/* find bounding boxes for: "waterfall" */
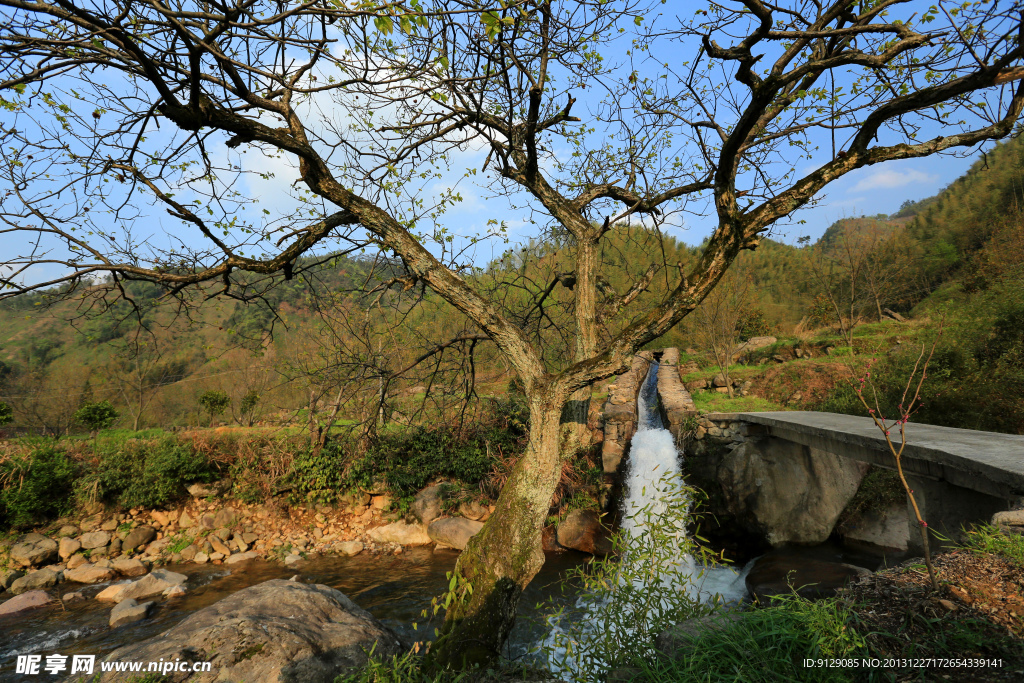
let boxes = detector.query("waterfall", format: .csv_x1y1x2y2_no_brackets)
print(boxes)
621,361,749,602
536,361,747,679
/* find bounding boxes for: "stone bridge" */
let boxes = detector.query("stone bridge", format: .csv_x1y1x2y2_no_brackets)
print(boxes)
599,347,1024,556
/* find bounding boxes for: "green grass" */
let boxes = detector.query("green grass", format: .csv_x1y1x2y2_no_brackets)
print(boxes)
690,392,785,413
962,523,1024,566
617,597,863,683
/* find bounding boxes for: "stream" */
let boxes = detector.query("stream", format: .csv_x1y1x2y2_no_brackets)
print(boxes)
0,549,589,681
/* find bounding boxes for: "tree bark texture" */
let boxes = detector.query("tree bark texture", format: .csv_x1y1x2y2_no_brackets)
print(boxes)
429,392,564,668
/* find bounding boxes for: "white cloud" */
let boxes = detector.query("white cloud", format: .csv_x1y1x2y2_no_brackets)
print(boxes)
850,168,937,192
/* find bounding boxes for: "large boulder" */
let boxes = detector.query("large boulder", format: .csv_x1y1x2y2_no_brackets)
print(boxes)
9,568,60,595
121,525,156,553
556,509,613,556
717,439,868,545
367,521,432,546
10,533,58,568
65,564,117,585
840,504,910,553
410,484,446,526
92,580,402,682
0,590,51,617
427,518,484,550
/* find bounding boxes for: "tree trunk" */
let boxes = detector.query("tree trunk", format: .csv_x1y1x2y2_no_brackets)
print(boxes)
559,234,598,458
428,392,564,668
559,385,591,458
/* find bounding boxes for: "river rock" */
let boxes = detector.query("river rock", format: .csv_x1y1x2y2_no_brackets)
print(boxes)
165,585,186,598
59,537,82,560
225,552,259,566
1,569,25,591
368,521,432,546
180,545,198,561
121,525,156,553
97,580,402,682
151,510,171,527
458,501,488,521
65,564,117,585
410,484,446,525
80,531,111,550
427,518,484,550
209,537,233,556
111,558,148,578
178,510,195,529
214,508,240,528
63,592,85,604
10,568,59,595
66,554,89,570
556,509,613,556
188,479,231,499
717,440,868,545
194,552,209,564
57,525,80,538
745,553,871,602
97,569,187,603
654,612,747,656
109,598,153,628
335,541,364,557
10,533,58,568
0,590,50,617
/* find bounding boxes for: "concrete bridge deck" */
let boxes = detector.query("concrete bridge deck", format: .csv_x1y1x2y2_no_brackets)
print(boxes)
707,411,1024,500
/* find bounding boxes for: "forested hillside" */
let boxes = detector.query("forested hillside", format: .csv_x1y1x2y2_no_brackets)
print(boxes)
2,136,1023,435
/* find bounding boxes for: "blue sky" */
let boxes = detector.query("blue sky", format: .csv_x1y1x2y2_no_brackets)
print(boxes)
0,0,1013,286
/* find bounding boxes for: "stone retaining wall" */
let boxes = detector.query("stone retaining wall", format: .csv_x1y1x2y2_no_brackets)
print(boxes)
600,352,652,475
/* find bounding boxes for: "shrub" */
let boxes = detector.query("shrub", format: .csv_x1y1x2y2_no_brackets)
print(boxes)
198,390,231,426
75,400,120,434
89,437,217,509
0,401,12,426
0,445,77,528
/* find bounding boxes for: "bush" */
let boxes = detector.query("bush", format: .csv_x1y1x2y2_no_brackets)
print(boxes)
75,400,120,433
89,437,218,509
0,445,77,528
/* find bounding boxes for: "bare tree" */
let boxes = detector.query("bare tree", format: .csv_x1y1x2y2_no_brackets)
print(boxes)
807,228,870,348
108,334,181,431
0,0,1022,665
693,269,752,398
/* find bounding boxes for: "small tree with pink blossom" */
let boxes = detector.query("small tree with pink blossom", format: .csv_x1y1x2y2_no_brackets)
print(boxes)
856,330,943,591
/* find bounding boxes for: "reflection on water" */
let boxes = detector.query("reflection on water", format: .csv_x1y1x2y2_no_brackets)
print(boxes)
0,548,588,680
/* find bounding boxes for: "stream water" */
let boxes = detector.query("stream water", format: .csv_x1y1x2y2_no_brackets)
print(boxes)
0,549,587,681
